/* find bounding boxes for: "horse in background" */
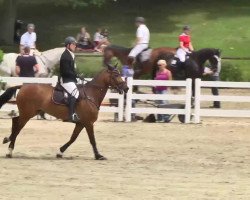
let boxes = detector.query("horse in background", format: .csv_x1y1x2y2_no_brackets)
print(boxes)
0,47,65,77
103,45,177,78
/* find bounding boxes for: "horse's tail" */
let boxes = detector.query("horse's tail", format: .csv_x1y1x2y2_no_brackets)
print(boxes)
0,85,22,108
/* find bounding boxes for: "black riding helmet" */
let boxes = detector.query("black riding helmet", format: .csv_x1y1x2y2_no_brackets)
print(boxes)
183,25,191,31
64,36,77,46
135,16,145,23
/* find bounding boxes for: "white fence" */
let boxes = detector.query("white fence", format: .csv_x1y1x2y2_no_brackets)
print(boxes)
194,78,250,123
125,77,192,123
1,76,250,123
0,76,125,121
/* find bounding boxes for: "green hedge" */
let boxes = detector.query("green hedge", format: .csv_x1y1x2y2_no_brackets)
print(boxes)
220,62,244,82
0,49,3,63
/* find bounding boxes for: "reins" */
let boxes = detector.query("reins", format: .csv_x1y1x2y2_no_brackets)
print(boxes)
77,69,122,110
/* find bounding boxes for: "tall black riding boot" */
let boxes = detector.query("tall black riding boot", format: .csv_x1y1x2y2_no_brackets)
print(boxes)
68,96,80,123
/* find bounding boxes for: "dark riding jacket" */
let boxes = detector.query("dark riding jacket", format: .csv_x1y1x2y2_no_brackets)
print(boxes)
59,49,77,83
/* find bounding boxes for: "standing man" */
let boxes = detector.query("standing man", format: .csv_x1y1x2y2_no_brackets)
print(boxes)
128,17,150,67
203,63,221,109
15,46,39,77
20,23,37,55
60,36,80,123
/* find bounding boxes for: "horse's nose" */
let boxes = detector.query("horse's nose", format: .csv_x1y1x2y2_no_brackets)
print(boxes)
124,86,129,93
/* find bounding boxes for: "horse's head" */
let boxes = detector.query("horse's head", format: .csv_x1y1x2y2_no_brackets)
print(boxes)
208,49,222,72
104,63,129,94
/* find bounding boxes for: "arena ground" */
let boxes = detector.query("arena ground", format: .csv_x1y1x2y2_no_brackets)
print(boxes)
0,88,250,199
0,112,250,199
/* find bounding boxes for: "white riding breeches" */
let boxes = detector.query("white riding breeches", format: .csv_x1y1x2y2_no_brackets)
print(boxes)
128,44,148,58
176,48,189,62
61,82,79,99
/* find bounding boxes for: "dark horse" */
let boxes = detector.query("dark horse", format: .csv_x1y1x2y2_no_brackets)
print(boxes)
103,45,176,78
0,65,128,159
170,48,221,97
104,45,221,96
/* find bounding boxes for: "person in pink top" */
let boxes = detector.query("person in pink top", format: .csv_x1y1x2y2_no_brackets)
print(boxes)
154,59,172,122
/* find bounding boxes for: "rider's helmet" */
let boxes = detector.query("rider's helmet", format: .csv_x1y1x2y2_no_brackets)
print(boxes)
64,36,77,46
27,23,35,29
135,17,145,24
183,25,191,31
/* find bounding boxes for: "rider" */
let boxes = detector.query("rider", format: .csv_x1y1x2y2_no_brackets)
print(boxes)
128,17,150,67
20,23,37,55
59,36,80,123
172,25,194,68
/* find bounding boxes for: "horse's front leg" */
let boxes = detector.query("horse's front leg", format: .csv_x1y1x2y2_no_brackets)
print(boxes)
56,123,84,158
85,123,106,160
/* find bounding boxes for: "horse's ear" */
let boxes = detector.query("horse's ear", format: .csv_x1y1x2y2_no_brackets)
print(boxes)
217,49,222,55
106,63,114,71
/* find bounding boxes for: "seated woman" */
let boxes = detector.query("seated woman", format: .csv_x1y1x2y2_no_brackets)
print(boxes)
94,28,110,52
76,27,94,50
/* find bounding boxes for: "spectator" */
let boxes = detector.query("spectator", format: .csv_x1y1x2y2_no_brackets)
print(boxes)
203,65,221,108
94,28,110,52
154,59,172,122
15,46,44,119
20,23,37,55
76,27,93,50
16,46,39,77
93,28,102,47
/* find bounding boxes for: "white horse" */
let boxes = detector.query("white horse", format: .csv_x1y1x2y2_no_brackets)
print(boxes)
0,47,65,77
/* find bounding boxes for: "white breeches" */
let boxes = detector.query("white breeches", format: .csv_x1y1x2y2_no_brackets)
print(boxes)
176,48,189,62
128,44,148,58
61,82,79,98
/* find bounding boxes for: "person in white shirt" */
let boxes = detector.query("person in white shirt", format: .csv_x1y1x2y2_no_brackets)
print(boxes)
20,23,37,55
128,17,150,65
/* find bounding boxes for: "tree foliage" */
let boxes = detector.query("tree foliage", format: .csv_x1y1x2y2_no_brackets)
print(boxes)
52,0,112,8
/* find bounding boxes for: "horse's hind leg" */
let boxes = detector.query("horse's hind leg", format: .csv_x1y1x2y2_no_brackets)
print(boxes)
56,123,84,158
3,116,30,158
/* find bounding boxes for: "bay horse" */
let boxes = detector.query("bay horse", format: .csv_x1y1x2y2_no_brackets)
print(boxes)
103,45,176,78
0,65,128,159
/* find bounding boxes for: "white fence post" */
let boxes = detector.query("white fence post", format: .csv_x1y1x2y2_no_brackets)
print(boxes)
194,78,201,123
51,76,58,87
185,78,192,123
125,77,133,122
117,93,124,122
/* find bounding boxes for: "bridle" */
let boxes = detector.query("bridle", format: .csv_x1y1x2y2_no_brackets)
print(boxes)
77,68,125,110
107,69,125,93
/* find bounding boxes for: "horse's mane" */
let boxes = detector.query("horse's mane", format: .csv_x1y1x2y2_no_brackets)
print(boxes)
106,45,131,53
193,48,220,57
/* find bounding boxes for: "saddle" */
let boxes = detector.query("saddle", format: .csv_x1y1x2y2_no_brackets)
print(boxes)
52,83,70,106
137,48,152,63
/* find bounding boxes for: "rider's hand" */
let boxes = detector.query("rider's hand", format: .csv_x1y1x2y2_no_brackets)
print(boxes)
77,73,85,80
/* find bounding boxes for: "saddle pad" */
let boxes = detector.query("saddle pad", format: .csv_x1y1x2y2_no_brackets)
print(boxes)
51,83,69,106
140,49,152,62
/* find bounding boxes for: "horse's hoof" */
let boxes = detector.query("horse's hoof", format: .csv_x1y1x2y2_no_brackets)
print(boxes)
6,154,12,158
56,154,63,158
2,137,9,144
96,155,107,160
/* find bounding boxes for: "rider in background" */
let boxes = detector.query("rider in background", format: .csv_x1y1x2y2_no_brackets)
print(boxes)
175,25,194,66
128,17,150,67
19,23,37,55
60,36,80,123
